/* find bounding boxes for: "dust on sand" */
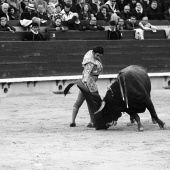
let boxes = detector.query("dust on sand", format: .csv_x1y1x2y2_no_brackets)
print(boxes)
0,89,170,170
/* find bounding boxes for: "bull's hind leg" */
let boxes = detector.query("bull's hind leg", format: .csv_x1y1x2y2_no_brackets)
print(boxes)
126,116,136,126
130,116,136,124
146,98,165,129
129,113,144,131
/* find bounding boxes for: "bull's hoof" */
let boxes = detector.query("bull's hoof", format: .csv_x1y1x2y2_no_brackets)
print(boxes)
127,122,135,126
113,121,117,126
152,118,157,124
130,118,136,124
87,123,94,128
159,122,166,130
106,121,117,128
106,122,112,128
137,125,144,132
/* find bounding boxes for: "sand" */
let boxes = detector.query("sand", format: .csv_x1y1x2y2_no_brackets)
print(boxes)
0,89,170,170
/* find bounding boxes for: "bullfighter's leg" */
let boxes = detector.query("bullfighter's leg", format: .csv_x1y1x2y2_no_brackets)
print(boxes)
70,90,93,127
70,90,85,127
129,113,144,131
145,97,165,129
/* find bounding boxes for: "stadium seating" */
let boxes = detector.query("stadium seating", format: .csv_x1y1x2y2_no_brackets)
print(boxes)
1,20,167,41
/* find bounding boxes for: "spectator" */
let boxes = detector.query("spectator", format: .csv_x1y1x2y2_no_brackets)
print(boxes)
61,0,76,12
75,0,85,13
34,0,48,12
139,16,157,31
37,4,50,24
7,0,20,11
164,3,170,20
19,0,29,13
116,17,125,30
46,5,56,20
47,17,66,30
107,20,122,39
117,0,127,12
67,12,86,30
125,15,139,30
141,0,150,10
23,22,45,40
0,3,10,20
0,0,8,9
0,16,16,32
105,0,120,23
96,4,111,22
89,0,103,17
8,6,20,20
126,15,144,39
131,2,145,20
86,16,105,30
48,0,59,8
60,3,74,21
105,0,120,14
119,5,131,20
53,4,63,21
146,0,164,20
79,3,93,21
20,3,38,28
129,0,137,12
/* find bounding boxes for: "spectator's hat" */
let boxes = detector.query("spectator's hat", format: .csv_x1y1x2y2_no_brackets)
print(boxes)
93,46,104,54
0,17,7,21
27,3,35,10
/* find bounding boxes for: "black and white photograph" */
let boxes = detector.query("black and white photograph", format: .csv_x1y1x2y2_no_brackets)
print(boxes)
0,0,170,169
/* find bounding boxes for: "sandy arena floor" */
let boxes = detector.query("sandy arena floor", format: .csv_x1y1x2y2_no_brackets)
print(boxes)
0,89,170,170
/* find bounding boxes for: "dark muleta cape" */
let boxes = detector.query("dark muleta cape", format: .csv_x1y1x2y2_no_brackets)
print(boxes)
64,79,109,130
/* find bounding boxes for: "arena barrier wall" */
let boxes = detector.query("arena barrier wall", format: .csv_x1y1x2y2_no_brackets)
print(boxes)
47,30,167,40
0,40,170,96
1,40,170,78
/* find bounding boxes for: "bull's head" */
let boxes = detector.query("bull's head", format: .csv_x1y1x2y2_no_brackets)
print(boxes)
94,80,124,125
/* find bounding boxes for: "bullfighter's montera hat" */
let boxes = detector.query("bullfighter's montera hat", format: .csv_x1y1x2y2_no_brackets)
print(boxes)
93,46,104,54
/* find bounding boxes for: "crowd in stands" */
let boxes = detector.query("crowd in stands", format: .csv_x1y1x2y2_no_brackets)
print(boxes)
0,0,170,40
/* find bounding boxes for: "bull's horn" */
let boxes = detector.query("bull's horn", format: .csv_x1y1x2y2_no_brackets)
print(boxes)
94,101,106,114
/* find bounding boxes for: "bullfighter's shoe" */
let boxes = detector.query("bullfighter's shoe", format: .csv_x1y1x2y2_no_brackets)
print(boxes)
70,123,76,127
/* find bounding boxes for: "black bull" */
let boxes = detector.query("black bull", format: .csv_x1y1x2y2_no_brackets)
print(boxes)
64,65,165,131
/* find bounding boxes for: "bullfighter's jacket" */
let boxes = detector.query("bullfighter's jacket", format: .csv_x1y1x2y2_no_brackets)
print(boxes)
82,50,103,92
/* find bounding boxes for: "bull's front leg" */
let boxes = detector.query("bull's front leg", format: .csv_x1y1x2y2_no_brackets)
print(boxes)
146,97,165,129
133,113,144,131
129,113,144,131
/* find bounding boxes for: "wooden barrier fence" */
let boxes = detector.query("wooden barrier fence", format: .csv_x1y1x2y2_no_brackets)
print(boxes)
0,40,170,79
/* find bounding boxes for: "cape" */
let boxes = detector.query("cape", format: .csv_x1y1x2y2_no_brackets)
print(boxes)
64,79,109,130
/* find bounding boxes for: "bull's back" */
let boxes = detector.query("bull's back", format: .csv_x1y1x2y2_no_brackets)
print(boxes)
119,65,151,95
